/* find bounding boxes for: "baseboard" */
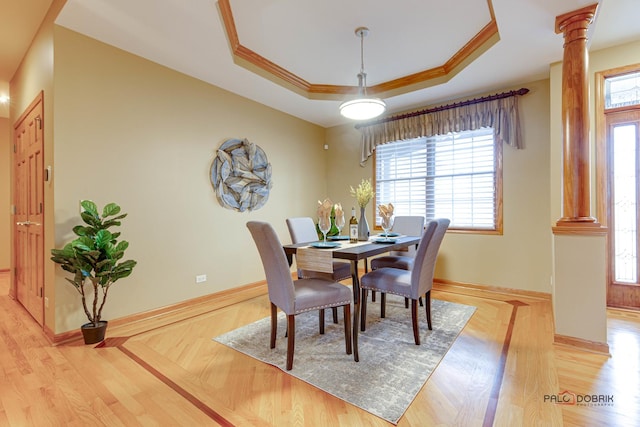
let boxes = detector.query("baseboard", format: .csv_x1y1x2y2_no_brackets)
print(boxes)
44,324,58,344
433,278,552,301
52,280,269,345
553,333,610,355
435,279,609,355
607,306,640,319
51,275,553,345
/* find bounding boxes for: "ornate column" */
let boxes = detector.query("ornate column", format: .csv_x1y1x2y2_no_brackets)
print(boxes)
551,4,608,355
554,4,599,226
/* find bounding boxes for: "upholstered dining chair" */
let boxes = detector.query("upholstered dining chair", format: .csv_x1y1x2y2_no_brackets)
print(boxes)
360,218,449,345
370,215,425,305
247,221,352,370
371,216,425,270
286,217,351,323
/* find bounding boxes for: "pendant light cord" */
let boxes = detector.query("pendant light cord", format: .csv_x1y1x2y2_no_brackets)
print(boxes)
359,29,367,96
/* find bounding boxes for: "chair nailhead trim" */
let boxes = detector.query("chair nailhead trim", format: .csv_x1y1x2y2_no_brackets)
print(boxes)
295,300,352,314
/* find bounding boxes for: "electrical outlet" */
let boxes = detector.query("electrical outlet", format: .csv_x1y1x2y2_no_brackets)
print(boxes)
195,274,207,283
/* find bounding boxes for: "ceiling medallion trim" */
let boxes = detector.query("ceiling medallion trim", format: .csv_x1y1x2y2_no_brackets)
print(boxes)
217,0,499,101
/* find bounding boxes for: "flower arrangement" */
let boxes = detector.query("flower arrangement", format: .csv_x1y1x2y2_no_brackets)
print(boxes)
350,179,374,208
316,198,340,238
317,198,333,225
378,202,394,230
334,203,344,225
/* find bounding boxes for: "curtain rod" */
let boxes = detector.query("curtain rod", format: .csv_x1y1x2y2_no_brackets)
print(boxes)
354,87,530,129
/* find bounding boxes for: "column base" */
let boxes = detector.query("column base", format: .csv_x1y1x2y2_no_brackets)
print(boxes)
554,218,606,235
556,216,598,224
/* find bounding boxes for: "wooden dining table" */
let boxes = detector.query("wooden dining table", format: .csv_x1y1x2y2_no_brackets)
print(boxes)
283,235,421,362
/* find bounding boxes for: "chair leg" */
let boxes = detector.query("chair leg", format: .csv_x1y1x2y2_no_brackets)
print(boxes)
332,307,338,324
371,290,376,302
319,309,325,335
270,303,277,349
419,296,424,307
404,297,409,308
286,314,295,370
411,299,420,345
360,289,368,332
343,304,352,355
425,290,432,330
381,293,386,318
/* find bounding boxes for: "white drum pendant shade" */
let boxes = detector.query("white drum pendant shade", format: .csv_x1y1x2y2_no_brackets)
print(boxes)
339,27,386,121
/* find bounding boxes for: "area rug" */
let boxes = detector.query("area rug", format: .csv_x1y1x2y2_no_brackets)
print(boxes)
213,297,475,424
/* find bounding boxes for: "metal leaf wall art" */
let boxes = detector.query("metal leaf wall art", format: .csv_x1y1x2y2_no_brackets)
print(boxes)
211,138,272,212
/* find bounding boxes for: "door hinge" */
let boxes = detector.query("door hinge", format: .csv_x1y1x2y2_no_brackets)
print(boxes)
35,116,42,130
39,202,43,214
13,143,16,153
40,288,43,298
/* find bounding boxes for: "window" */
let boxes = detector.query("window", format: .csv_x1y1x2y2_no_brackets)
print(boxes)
605,72,640,109
374,127,502,233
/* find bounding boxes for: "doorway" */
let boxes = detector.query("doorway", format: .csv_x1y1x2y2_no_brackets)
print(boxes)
597,68,640,310
13,92,45,325
606,109,640,308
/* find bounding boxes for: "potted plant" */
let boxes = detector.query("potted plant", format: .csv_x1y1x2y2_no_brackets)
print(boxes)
50,200,137,344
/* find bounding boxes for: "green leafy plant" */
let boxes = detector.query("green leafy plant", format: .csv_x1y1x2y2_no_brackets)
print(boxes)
50,200,137,326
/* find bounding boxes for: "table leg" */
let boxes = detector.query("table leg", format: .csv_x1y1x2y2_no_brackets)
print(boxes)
350,259,360,362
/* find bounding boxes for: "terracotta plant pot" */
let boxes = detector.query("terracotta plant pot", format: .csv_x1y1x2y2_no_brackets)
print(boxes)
81,320,108,345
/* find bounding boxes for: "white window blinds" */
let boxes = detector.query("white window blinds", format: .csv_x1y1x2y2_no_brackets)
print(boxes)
375,127,498,230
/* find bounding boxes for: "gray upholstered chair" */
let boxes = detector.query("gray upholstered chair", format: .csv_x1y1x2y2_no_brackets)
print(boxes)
286,217,351,323
360,218,449,345
370,215,425,306
370,216,425,270
247,221,352,370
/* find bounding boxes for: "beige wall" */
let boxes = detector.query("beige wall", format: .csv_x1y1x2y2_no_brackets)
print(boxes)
49,27,328,333
9,0,62,328
11,2,639,336
0,117,9,269
326,79,553,293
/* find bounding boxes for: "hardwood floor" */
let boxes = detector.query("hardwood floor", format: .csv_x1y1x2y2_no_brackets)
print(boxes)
1,271,638,426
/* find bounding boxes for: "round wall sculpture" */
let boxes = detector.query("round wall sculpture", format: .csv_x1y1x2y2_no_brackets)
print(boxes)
211,138,272,212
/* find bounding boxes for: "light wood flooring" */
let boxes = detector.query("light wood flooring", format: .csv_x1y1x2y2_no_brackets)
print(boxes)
1,271,638,426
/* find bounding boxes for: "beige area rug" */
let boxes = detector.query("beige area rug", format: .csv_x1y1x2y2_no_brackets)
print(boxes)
213,296,475,424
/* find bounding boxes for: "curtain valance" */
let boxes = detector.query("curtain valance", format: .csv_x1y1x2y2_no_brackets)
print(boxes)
358,88,528,164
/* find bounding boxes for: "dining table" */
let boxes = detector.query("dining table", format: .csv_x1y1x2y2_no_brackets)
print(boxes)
283,234,422,362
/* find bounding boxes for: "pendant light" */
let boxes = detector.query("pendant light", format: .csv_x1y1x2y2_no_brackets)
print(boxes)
339,27,386,120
